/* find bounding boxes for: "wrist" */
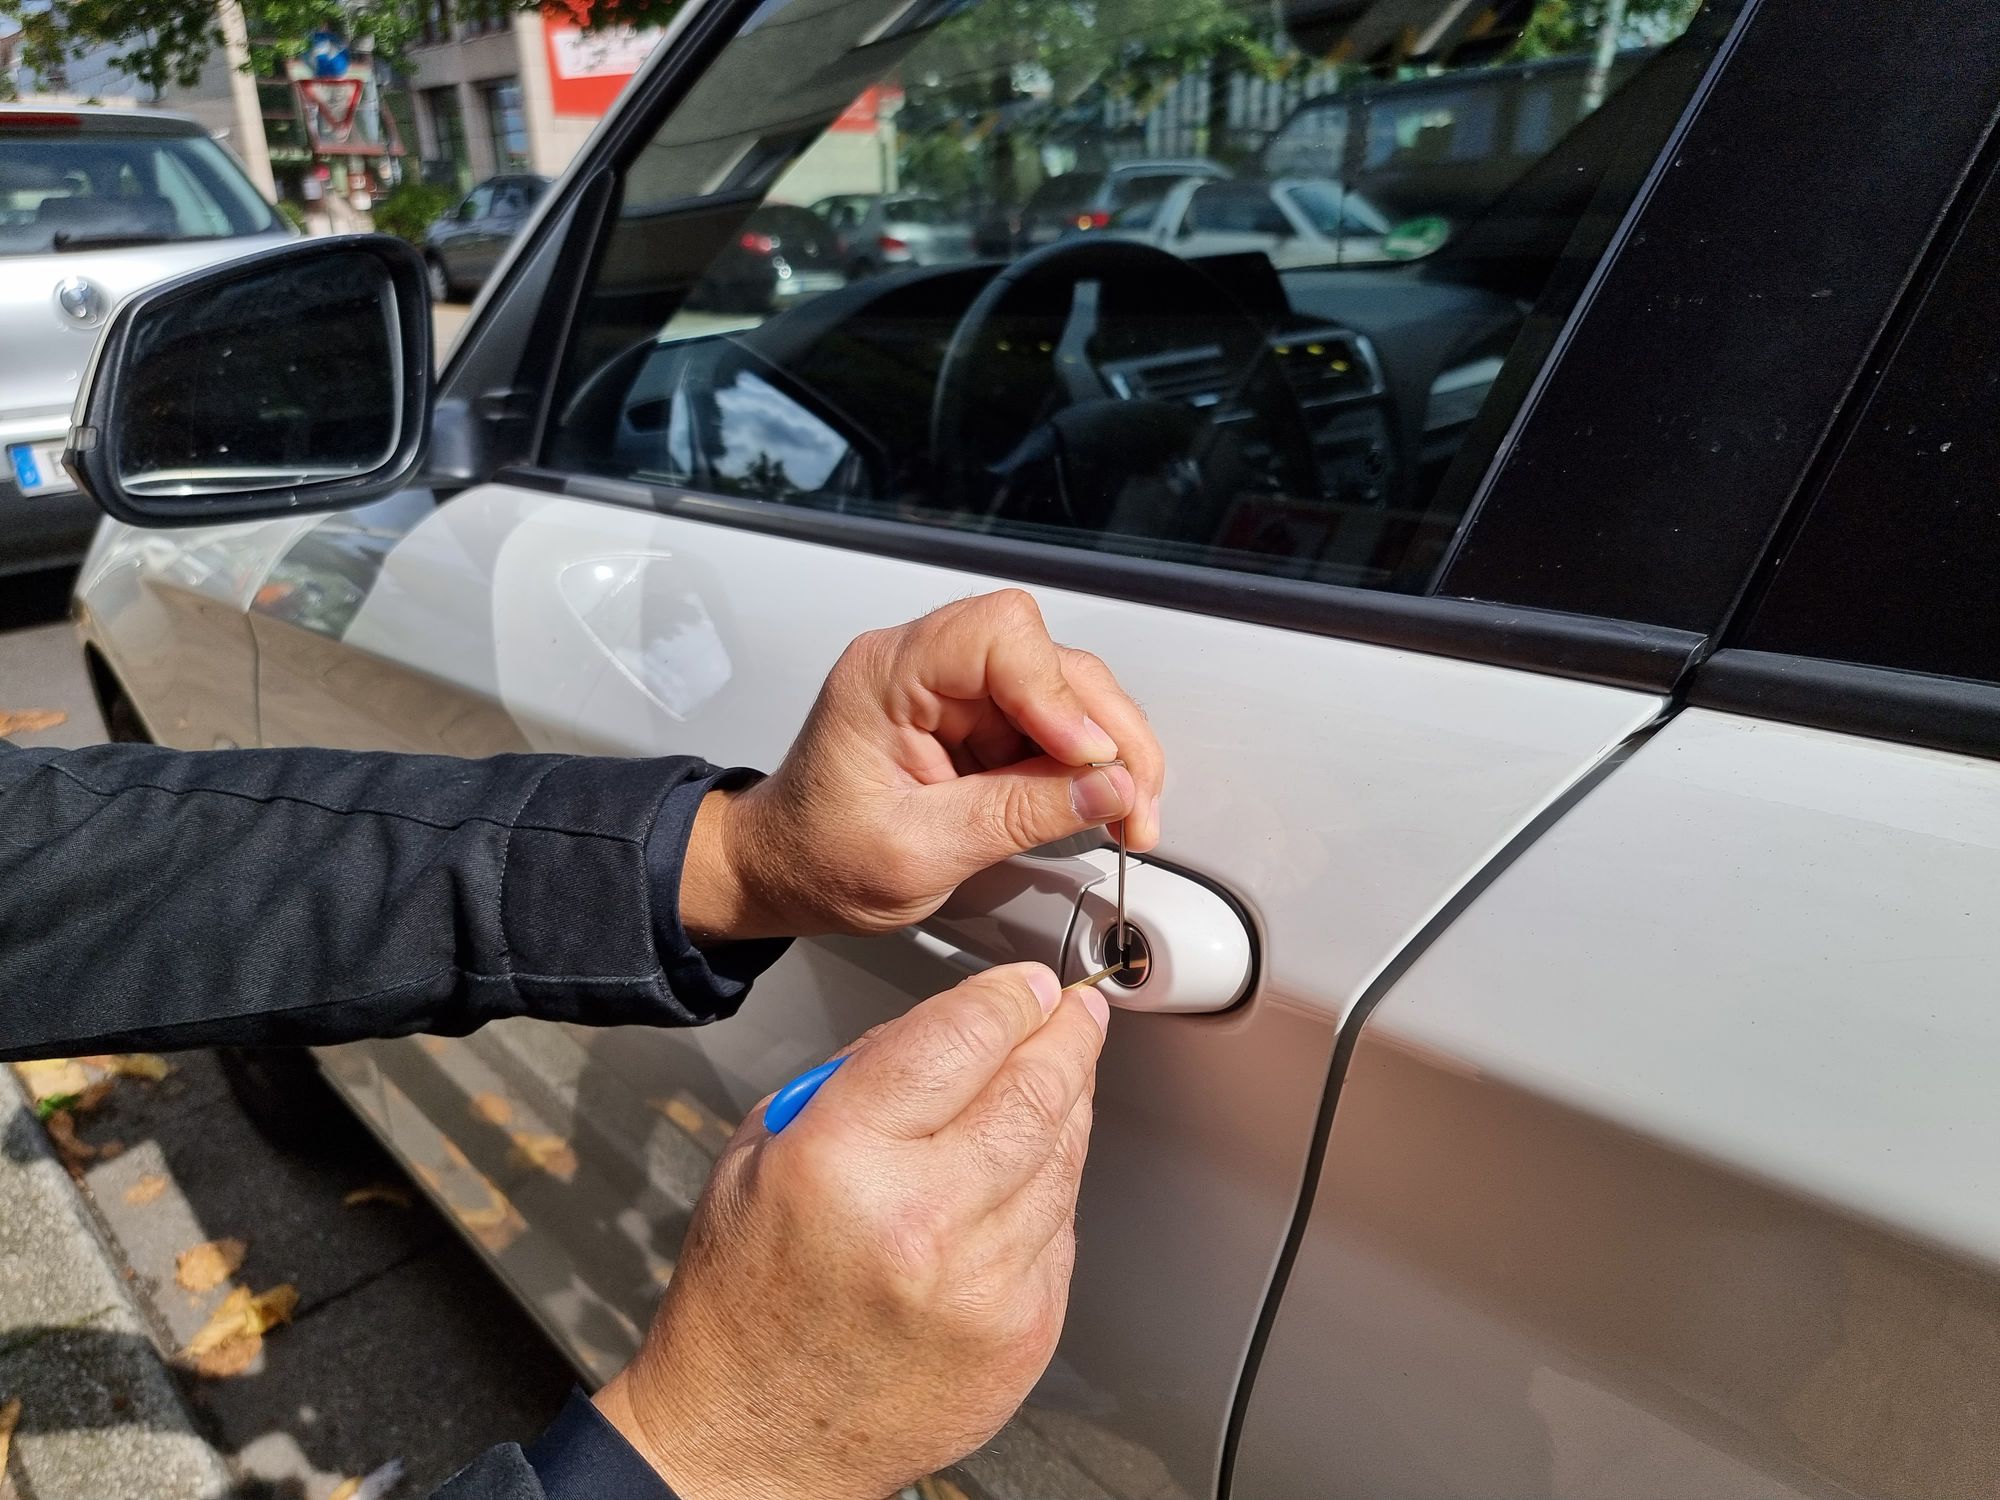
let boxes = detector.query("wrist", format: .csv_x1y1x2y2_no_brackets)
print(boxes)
679,787,758,945
593,1366,785,1500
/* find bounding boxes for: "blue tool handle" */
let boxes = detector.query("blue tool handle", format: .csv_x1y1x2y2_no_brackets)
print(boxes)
763,1055,848,1134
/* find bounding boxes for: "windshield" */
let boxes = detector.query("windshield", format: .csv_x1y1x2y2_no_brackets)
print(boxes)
0,122,278,258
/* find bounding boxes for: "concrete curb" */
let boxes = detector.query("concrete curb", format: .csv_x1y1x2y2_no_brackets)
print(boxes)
0,1070,234,1500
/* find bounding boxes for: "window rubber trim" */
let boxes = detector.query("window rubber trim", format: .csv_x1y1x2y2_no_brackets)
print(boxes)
496,464,1705,693
1688,649,2000,763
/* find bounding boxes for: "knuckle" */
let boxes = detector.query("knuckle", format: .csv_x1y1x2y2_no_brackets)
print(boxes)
999,1058,1074,1133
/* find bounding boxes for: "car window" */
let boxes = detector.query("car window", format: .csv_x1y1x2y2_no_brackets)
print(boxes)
457,185,493,221
883,197,955,226
1285,181,1390,237
0,118,277,256
1186,182,1291,235
1734,151,2000,688
544,0,1721,594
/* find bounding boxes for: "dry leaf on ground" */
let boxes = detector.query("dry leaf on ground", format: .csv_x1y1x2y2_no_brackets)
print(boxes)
42,1110,98,1173
470,1093,513,1127
650,1096,706,1133
175,1238,247,1293
124,1174,170,1206
329,1457,406,1500
0,1396,20,1474
342,1184,412,1210
507,1132,577,1181
14,1059,89,1103
0,709,66,736
107,1054,170,1081
181,1284,298,1378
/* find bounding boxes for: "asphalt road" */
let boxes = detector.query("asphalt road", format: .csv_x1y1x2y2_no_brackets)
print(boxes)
0,577,577,1500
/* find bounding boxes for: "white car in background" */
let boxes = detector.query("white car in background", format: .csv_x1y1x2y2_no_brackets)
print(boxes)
0,104,292,577
1112,176,1397,268
59,0,2000,1495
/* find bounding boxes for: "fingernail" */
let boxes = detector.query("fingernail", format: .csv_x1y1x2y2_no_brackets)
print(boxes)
1070,766,1130,824
1080,715,1118,760
1027,965,1061,1015
1079,985,1111,1033
1146,792,1162,846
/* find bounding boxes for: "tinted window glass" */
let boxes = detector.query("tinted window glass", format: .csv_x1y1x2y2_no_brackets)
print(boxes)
1286,181,1390,236
1738,154,2000,687
546,0,1718,594
1187,183,1291,235
0,121,277,257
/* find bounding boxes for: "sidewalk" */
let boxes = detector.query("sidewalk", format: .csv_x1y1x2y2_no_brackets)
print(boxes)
0,1069,233,1500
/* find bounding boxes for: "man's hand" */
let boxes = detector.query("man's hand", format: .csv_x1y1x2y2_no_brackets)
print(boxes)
681,589,1164,940
594,962,1107,1500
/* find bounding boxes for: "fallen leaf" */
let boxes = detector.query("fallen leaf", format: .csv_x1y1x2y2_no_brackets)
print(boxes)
108,1054,170,1082
181,1284,298,1378
469,1093,513,1127
0,1395,20,1474
454,1197,525,1253
330,1457,406,1500
342,1184,412,1210
0,708,66,736
176,1238,247,1293
14,1058,89,1103
73,1079,115,1113
507,1132,577,1181
42,1110,97,1173
124,1174,170,1206
650,1096,705,1134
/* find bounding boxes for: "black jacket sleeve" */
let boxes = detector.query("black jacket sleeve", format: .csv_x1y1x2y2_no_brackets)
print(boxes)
431,1389,681,1500
0,738,789,1060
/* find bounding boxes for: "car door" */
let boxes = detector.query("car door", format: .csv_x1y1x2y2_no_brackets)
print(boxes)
230,0,1990,1496
1172,182,1293,262
236,1,1740,1493
437,183,493,284
1235,129,2000,1497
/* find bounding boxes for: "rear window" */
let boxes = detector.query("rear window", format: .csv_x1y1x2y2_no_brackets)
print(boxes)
1025,172,1105,214
0,121,277,257
883,197,957,225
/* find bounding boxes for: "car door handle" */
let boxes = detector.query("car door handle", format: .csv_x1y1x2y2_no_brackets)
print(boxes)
917,846,1254,1014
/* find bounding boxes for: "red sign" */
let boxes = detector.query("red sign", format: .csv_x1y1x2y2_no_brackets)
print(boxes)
543,17,661,117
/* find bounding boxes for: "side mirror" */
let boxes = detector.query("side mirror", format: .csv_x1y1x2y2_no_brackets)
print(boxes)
66,235,432,527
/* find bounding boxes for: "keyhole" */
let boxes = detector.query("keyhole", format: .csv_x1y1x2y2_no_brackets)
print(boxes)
1097,924,1151,987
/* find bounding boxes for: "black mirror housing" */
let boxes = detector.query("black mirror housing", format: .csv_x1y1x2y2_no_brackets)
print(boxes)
65,235,433,528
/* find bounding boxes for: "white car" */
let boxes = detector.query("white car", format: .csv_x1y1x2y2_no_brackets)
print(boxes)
1111,175,1398,269
65,0,2000,1494
0,104,292,577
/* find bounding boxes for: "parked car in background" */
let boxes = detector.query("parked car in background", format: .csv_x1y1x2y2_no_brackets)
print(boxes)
423,173,550,301
689,203,845,312
1112,175,1396,268
981,157,1231,252
829,192,976,276
0,104,292,578
68,0,2000,1496
1262,47,1654,223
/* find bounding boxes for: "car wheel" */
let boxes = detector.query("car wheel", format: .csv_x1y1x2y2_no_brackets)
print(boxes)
426,255,453,303
217,1046,369,1158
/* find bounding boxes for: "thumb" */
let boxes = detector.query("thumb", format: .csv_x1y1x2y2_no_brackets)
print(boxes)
918,757,1137,868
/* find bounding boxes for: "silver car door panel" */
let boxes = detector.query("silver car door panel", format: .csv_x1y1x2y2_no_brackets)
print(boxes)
1232,708,2000,1498
269,481,1665,1498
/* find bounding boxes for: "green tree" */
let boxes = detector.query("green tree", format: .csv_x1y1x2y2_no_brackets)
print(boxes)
1506,0,1700,60
0,0,683,99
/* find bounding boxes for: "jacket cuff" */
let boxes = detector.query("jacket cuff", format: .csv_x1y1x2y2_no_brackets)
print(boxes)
645,765,792,1022
524,1388,680,1500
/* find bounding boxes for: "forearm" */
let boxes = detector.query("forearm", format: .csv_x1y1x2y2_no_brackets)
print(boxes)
0,738,784,1060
